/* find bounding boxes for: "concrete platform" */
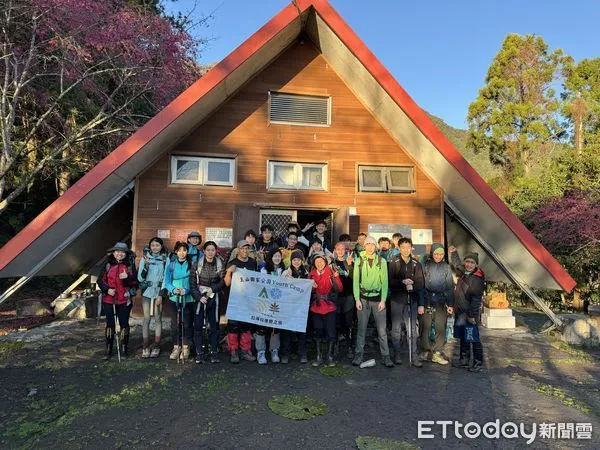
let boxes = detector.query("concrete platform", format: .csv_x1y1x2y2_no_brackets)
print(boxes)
484,307,514,317
482,311,516,329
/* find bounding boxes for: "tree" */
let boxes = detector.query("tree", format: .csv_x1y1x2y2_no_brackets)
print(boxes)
467,34,566,177
562,58,600,154
0,0,203,216
523,190,600,303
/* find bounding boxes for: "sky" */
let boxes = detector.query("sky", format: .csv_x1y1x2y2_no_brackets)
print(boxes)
165,0,600,129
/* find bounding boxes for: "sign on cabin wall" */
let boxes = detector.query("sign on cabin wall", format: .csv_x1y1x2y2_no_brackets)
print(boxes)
367,224,412,242
411,229,433,245
157,229,170,239
205,227,233,249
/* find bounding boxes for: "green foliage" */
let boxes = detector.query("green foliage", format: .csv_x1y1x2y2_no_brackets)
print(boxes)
267,395,328,420
356,436,420,450
562,58,600,149
535,383,592,414
467,34,566,177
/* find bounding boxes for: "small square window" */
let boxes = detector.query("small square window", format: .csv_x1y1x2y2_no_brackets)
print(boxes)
171,156,235,186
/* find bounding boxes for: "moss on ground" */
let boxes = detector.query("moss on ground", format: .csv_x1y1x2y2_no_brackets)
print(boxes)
535,383,592,414
0,341,24,360
268,394,328,420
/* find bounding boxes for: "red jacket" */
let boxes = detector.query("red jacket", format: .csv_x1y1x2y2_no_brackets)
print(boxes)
100,261,137,305
309,266,342,315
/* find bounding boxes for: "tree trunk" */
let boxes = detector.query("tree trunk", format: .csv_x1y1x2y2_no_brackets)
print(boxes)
27,140,37,193
57,147,70,196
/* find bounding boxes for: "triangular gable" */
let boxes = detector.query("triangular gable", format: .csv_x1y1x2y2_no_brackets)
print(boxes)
0,0,575,293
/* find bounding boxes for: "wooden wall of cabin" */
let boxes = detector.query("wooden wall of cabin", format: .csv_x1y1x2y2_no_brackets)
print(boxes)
133,40,444,253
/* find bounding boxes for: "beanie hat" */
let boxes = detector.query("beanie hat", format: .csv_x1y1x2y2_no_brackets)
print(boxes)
107,242,129,254
290,249,304,261
463,252,479,264
430,243,445,256
187,231,201,239
364,236,377,246
311,251,327,265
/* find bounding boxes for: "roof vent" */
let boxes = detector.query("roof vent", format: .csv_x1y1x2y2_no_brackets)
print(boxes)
269,92,331,126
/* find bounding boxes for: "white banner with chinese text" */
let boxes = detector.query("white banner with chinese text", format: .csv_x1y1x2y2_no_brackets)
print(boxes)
226,269,312,332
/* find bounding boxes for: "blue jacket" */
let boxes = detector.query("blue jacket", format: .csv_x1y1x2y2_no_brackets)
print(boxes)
138,252,167,299
163,258,194,304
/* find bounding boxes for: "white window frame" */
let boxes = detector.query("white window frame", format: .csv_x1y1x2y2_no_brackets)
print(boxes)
170,155,235,186
267,161,328,191
358,165,415,193
268,91,332,127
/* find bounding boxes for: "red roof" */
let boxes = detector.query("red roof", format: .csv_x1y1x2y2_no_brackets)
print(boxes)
0,0,576,291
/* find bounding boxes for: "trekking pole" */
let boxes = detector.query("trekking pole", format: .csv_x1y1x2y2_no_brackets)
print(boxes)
407,292,412,367
179,294,185,365
113,301,121,363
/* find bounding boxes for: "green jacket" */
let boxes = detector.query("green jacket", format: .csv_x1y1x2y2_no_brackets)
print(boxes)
353,254,388,302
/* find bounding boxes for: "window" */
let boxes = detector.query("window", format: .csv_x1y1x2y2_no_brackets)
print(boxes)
269,92,331,126
358,165,415,192
171,156,235,186
268,161,327,191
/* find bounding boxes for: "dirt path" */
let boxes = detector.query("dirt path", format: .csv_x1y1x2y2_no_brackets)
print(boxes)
0,318,598,449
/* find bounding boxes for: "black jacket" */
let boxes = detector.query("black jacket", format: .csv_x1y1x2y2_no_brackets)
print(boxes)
387,254,425,305
453,268,485,318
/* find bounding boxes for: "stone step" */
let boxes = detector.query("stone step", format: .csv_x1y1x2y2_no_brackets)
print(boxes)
484,307,513,317
482,313,516,329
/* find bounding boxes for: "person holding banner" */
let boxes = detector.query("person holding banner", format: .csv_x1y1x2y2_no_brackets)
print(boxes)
255,248,285,364
352,236,394,368
224,240,258,364
309,252,343,366
281,249,310,364
190,241,226,364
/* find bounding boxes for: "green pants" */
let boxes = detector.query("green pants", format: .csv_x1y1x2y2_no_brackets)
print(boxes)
355,298,390,357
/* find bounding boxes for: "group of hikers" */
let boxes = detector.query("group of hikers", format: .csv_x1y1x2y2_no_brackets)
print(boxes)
98,219,486,372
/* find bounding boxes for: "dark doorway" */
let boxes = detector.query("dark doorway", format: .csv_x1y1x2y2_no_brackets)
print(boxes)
297,210,333,248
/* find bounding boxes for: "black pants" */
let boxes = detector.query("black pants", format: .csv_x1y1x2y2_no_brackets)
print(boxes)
170,302,194,346
336,294,354,337
312,312,337,342
460,339,483,362
104,302,130,330
419,305,447,354
281,330,307,358
194,300,219,355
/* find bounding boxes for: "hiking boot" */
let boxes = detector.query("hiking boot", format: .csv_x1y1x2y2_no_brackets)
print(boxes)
432,352,449,365
142,347,151,359
169,345,181,360
411,358,423,368
419,351,430,362
393,351,402,365
452,357,470,368
383,356,394,368
181,345,190,360
150,346,161,358
326,341,335,367
281,355,289,364
257,350,267,365
312,354,323,367
195,353,204,364
300,354,308,364
271,349,280,363
241,350,256,362
210,353,220,364
230,351,240,364
469,360,483,373
352,353,363,367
